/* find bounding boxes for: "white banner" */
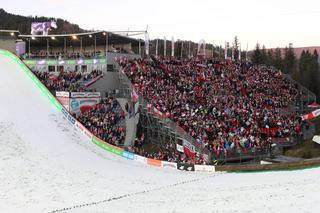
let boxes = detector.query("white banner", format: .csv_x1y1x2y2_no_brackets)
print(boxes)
164,36,167,56
134,155,147,164
225,42,228,60
171,37,175,57
145,32,150,55
176,144,184,153
312,135,320,144
71,92,101,98
194,165,215,172
161,161,177,169
56,91,69,97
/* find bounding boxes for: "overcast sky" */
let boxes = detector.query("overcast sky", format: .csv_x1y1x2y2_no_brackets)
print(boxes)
2,0,320,49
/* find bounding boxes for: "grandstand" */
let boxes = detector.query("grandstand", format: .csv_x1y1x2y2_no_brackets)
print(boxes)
0,28,317,165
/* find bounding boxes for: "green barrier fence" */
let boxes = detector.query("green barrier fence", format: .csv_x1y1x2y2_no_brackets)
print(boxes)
92,136,123,156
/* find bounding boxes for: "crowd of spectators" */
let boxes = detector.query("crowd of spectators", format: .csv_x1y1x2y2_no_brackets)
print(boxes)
127,134,206,164
33,70,98,92
83,70,103,82
23,46,133,59
23,50,104,59
119,56,303,159
32,68,126,146
76,97,126,146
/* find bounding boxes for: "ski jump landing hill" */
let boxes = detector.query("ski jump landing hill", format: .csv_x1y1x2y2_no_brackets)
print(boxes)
0,49,320,212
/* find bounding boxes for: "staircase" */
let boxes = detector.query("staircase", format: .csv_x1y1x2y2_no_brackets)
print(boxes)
117,98,137,147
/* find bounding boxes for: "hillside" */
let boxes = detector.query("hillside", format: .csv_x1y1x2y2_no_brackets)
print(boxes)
0,8,86,34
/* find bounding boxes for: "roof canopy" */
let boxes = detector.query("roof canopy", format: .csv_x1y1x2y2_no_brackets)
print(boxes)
1,30,145,47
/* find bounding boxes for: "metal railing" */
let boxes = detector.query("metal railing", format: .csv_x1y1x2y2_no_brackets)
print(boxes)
116,63,211,159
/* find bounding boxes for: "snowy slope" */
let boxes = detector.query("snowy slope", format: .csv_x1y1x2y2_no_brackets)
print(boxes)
0,52,320,213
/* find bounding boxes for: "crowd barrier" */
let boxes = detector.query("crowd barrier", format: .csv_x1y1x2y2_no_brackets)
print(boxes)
2,49,319,173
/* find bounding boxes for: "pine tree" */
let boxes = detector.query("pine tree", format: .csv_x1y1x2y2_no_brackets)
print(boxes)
274,48,283,71
251,43,262,64
283,44,296,74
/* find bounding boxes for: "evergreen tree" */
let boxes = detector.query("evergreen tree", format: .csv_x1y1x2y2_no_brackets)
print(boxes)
261,45,268,65
266,49,274,66
251,43,262,64
233,36,240,60
273,48,283,71
283,44,296,74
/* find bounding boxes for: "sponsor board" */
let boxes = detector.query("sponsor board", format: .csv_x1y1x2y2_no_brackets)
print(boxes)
177,163,195,171
312,135,320,144
70,92,101,98
194,165,215,172
260,161,273,165
147,158,162,167
176,144,184,153
69,97,100,114
56,91,70,111
91,136,123,156
122,151,134,160
56,91,70,97
61,107,75,125
161,161,177,169
134,154,147,164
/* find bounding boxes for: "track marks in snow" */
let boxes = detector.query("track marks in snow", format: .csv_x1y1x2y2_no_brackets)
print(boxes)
48,173,224,213
0,122,26,161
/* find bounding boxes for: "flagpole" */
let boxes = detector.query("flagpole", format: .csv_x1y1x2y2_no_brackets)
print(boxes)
156,38,158,56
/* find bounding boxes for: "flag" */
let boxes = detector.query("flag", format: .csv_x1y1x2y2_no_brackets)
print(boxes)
156,38,158,56
164,36,167,57
144,32,150,55
171,36,175,57
131,89,139,102
224,42,228,60
183,140,196,159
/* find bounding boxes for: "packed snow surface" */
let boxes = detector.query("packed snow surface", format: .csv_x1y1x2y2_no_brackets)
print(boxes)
0,54,319,213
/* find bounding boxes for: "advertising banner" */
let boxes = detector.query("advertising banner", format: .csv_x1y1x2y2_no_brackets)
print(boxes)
194,165,215,172
122,151,134,160
147,158,162,167
176,144,184,153
56,91,70,111
177,163,195,171
161,161,177,169
69,92,101,114
312,135,320,145
69,97,100,114
91,136,123,156
61,107,75,125
70,92,101,98
134,155,147,164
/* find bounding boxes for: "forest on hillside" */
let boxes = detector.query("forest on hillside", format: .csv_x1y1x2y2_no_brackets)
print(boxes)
0,8,85,34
